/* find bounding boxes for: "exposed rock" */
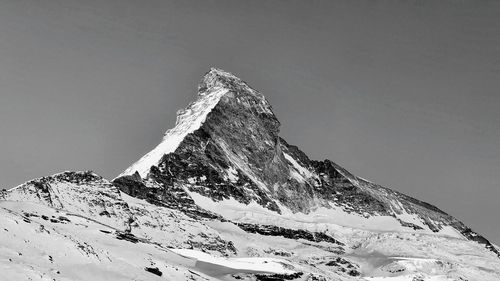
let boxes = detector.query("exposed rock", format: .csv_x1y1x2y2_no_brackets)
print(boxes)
235,223,343,246
115,231,140,243
255,272,303,281
144,267,163,277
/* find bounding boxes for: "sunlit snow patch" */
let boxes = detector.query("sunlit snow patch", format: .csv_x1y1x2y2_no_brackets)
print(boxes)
171,248,295,276
364,275,449,281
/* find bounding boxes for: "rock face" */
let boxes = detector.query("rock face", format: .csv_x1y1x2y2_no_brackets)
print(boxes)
1,68,500,281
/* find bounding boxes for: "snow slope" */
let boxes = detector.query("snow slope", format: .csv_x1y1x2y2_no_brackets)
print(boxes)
0,198,306,280
171,249,295,276
2,181,500,280
187,191,463,239
0,201,217,281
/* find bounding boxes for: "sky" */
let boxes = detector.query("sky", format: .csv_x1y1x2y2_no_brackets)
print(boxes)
0,0,499,244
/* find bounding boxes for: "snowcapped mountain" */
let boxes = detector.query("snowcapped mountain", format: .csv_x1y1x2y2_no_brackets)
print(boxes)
1,68,499,281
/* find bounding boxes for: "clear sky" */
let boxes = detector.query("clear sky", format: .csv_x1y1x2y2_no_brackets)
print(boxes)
0,0,499,244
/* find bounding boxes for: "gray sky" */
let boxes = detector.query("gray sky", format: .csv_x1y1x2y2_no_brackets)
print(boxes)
1,0,499,244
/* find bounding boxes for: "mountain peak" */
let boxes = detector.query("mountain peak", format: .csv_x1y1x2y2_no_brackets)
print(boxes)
197,68,267,104
119,69,276,178
205,67,239,80
198,67,242,94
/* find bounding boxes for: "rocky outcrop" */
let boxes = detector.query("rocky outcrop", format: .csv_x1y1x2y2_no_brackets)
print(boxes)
234,222,344,246
113,171,220,219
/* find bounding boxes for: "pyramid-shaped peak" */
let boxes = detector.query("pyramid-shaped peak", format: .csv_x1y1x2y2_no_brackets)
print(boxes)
119,68,277,178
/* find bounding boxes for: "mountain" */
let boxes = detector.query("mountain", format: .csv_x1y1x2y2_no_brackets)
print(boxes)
1,68,499,281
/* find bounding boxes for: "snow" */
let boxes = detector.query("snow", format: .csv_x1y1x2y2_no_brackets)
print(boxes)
6,171,100,192
436,226,464,238
171,249,295,275
283,153,315,180
0,199,300,280
2,192,500,281
0,201,218,281
119,87,229,178
364,275,449,281
361,257,453,280
226,166,239,183
3,173,132,230
187,191,463,238
119,192,233,255
345,231,500,281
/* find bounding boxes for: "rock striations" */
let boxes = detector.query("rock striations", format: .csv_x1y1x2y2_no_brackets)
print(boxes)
1,68,499,281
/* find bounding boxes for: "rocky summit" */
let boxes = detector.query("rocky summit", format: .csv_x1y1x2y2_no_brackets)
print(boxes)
1,68,499,281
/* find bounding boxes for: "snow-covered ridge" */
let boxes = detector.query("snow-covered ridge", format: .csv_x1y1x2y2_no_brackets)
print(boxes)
6,170,102,192
119,86,230,178
3,170,131,230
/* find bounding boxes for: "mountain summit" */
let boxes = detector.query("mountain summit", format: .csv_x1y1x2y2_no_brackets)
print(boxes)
119,68,274,179
2,69,500,280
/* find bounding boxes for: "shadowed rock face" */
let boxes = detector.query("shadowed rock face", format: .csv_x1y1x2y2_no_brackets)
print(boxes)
114,68,498,257
234,222,344,246
113,170,221,219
